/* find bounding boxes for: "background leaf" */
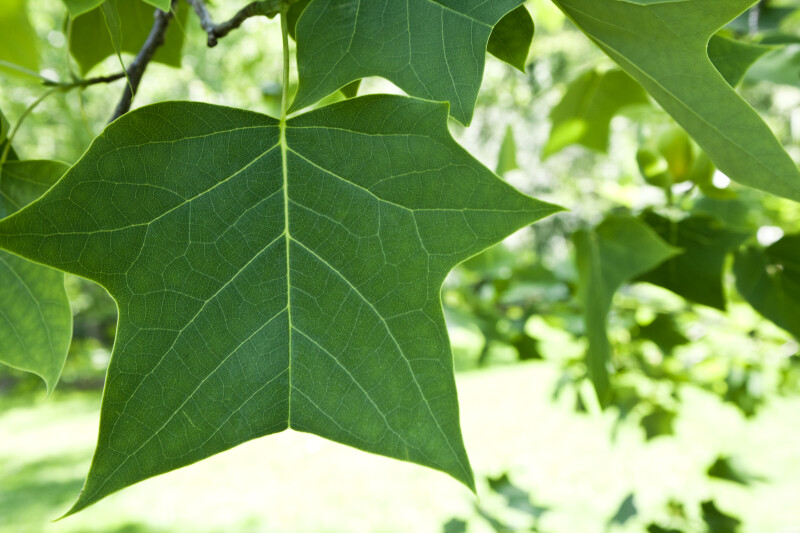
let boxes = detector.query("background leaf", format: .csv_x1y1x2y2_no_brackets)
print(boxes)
544,69,648,158
0,96,560,514
61,0,105,17
496,125,519,176
552,0,800,203
69,0,187,75
637,212,748,310
291,0,525,124
574,215,680,404
707,33,773,88
0,159,72,394
0,0,39,75
734,235,800,339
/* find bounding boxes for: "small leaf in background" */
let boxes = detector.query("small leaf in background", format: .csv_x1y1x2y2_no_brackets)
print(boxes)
638,212,749,310
0,96,561,514
574,215,680,404
487,473,549,520
551,0,800,203
706,455,762,485
647,525,684,533
0,159,72,394
0,0,39,75
292,0,526,124
701,500,742,533
496,125,519,176
636,314,690,356
746,43,800,88
70,0,188,75
641,405,676,440
724,364,765,418
487,5,535,72
734,234,800,339
442,518,468,533
544,69,648,158
707,33,773,88
61,0,105,17
475,506,514,533
608,493,637,528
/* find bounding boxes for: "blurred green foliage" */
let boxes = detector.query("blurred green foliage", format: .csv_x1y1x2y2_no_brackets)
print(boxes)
1,0,799,531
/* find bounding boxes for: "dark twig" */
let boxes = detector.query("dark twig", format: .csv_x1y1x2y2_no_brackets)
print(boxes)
187,0,283,47
43,72,127,90
110,3,176,122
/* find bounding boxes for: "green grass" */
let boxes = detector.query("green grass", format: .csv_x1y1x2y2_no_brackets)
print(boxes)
1,362,799,533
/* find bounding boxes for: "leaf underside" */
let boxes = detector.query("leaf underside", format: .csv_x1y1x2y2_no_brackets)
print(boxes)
552,0,800,202
291,0,526,124
0,96,560,514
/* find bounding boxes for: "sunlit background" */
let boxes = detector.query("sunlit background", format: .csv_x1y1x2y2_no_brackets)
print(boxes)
2,1,800,532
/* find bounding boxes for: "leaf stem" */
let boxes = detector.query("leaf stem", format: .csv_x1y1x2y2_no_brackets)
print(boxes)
280,6,291,123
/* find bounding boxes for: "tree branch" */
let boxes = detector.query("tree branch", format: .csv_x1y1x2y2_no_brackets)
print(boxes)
110,3,176,122
187,0,283,47
43,72,127,90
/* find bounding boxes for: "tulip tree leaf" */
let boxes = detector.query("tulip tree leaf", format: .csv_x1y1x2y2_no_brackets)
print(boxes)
70,0,187,75
574,215,679,405
734,235,800,339
0,159,72,394
0,96,560,514
707,34,773,88
487,6,535,72
291,0,526,125
544,68,649,158
0,0,39,75
552,0,800,203
637,211,748,310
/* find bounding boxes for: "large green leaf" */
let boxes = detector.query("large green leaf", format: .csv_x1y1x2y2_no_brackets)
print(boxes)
487,6,535,72
291,0,525,124
0,160,72,393
544,68,648,158
0,0,39,74
69,0,187,75
574,215,679,404
551,0,800,202
734,235,800,339
0,96,560,513
638,211,748,310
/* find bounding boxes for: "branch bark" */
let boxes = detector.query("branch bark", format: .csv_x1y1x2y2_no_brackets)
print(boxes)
187,0,283,47
110,3,176,122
